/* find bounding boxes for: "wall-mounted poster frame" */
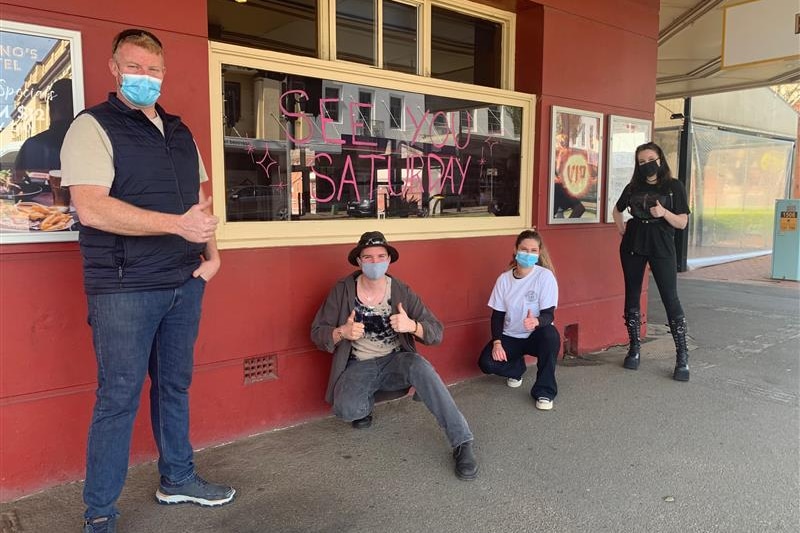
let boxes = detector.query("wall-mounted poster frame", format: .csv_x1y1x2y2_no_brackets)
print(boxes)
548,105,602,224
0,20,84,244
605,115,652,223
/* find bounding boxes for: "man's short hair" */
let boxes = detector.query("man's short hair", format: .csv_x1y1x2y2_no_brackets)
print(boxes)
112,28,163,56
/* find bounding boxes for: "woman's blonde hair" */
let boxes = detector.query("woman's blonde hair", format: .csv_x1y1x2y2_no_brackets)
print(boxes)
509,228,555,274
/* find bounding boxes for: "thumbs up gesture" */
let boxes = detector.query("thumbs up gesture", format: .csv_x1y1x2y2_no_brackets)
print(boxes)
523,309,539,331
343,309,365,340
177,196,218,243
390,302,416,333
650,199,666,218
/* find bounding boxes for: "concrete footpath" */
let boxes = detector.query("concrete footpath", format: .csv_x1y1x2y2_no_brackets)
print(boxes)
2,263,799,533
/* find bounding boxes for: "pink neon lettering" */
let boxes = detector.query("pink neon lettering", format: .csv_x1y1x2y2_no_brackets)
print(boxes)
349,102,377,147
279,89,313,144
454,111,471,149
406,108,429,144
454,155,471,194
310,153,336,202
429,111,450,149
337,156,359,201
319,98,345,145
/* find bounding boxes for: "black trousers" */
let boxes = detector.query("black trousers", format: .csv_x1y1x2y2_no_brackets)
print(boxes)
477,324,560,400
620,250,685,321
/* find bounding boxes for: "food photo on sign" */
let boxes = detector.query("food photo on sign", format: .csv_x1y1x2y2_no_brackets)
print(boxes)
0,20,84,243
548,106,603,224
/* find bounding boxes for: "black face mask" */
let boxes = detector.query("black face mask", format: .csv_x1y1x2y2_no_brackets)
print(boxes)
638,160,659,179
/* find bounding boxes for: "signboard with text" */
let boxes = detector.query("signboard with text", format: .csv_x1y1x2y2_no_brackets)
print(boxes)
0,20,84,244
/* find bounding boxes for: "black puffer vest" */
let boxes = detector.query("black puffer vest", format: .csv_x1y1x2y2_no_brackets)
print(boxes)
78,93,205,294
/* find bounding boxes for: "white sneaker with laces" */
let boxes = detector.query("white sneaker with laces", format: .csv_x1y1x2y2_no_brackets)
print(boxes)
506,377,523,388
535,397,553,410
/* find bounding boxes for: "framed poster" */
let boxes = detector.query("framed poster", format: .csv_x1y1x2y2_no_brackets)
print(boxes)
605,115,652,223
0,20,84,244
548,106,603,224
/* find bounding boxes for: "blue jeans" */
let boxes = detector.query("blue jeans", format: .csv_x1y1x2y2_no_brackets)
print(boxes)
83,277,205,520
333,351,474,448
478,324,561,400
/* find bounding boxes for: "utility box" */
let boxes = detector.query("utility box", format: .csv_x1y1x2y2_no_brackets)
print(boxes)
771,199,800,281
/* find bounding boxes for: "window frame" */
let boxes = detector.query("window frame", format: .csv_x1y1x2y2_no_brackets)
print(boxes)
324,0,515,90
209,9,529,250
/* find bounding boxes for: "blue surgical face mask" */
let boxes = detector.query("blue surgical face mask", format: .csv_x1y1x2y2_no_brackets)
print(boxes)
119,73,162,108
515,252,539,269
361,261,389,280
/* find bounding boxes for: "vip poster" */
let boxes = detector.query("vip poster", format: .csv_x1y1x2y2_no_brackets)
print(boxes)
548,106,603,224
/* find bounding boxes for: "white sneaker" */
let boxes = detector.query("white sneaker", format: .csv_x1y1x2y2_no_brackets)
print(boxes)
506,377,523,388
535,397,553,410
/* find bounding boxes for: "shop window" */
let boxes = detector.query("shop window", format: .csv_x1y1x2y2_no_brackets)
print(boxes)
431,6,502,88
336,0,376,66
209,1,511,88
336,0,419,73
215,60,527,233
383,0,418,74
208,0,318,57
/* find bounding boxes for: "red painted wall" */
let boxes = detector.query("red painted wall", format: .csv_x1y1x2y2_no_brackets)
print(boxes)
0,0,660,499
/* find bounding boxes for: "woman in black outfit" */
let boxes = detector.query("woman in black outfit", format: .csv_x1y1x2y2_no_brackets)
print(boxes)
612,142,690,381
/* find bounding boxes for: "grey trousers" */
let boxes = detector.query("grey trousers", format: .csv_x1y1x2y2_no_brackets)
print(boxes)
333,351,474,448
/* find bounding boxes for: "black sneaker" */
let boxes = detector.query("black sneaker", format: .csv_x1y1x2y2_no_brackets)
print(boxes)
83,515,117,533
155,474,235,507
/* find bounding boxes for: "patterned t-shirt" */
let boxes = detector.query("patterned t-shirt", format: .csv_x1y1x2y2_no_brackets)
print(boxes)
351,278,401,360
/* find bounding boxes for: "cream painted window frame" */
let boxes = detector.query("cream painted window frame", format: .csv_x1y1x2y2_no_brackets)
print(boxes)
209,46,533,250
324,0,515,89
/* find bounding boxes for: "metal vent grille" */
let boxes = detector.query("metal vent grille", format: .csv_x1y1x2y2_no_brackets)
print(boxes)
243,354,277,384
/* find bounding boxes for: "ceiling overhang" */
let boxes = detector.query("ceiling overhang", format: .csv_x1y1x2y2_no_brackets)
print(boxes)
657,0,800,100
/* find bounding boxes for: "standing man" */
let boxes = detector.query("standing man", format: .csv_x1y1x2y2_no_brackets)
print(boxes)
61,29,234,533
311,231,479,481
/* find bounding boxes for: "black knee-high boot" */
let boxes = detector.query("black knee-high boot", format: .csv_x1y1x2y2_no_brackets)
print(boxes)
623,310,641,370
669,316,689,381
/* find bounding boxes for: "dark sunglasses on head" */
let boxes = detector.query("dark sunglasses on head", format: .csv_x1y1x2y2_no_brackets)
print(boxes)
112,29,163,53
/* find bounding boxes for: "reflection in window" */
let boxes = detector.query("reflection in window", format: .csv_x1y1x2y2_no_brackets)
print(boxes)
459,109,475,132
383,0,418,74
431,6,502,88
208,0,317,57
324,86,341,122
337,0,376,66
389,96,403,129
357,90,374,135
487,105,502,134
219,65,523,223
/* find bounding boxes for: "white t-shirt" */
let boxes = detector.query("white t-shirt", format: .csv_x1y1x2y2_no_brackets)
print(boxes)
487,266,559,338
61,112,208,187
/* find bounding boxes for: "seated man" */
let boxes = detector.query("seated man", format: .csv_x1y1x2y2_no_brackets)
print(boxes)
311,231,478,481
